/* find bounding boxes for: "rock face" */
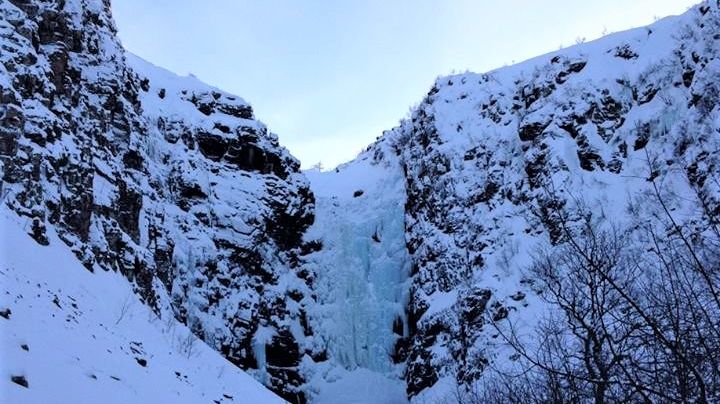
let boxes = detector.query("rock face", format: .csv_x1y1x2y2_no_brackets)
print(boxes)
375,2,720,399
0,1,314,401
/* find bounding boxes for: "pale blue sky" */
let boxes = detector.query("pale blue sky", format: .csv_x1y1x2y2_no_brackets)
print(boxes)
112,1,698,169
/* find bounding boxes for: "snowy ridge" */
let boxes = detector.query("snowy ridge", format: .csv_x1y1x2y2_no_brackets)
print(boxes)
376,1,720,400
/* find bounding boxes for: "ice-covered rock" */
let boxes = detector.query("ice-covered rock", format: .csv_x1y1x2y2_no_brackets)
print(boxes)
0,0,314,401
378,2,720,399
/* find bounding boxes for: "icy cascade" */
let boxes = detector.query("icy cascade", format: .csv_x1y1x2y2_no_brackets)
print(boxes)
304,146,410,375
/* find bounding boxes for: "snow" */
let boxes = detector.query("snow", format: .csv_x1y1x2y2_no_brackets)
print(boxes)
125,52,266,142
410,377,457,404
0,209,285,404
312,368,408,404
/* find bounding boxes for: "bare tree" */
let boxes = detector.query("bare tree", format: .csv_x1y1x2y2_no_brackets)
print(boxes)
481,165,720,403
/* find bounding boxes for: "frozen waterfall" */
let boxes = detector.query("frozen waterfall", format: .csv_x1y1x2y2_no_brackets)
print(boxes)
305,151,411,375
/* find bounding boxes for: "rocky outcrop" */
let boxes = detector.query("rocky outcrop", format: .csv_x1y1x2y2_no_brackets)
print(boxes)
378,2,720,398
0,1,315,401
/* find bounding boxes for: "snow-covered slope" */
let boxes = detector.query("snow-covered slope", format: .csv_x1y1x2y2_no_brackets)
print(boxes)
0,209,285,404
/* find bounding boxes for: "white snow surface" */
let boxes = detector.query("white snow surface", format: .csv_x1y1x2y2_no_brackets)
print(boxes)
312,367,408,404
0,209,285,404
